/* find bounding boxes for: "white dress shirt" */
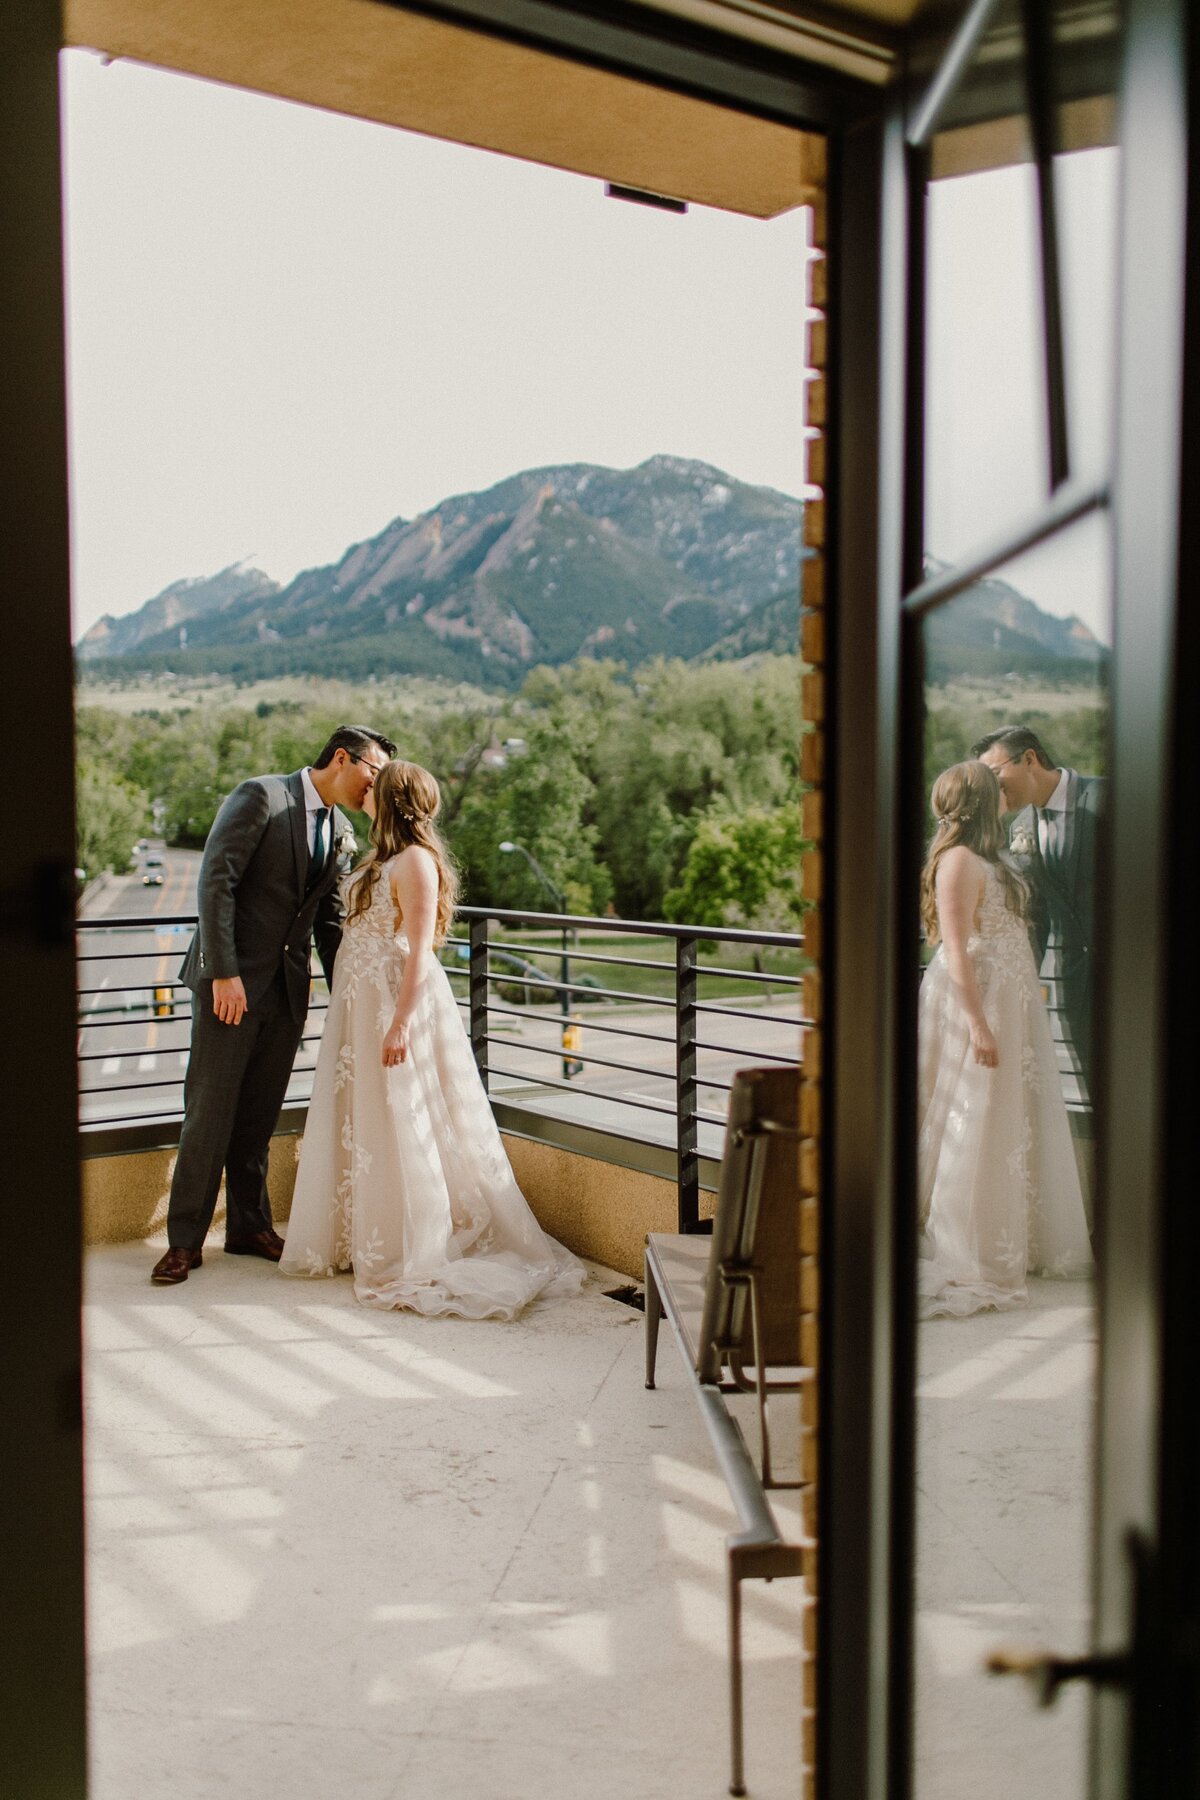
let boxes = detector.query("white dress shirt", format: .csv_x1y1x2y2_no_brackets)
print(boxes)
1039,767,1070,858
299,767,328,856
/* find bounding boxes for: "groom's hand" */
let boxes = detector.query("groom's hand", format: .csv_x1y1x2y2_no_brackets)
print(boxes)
212,976,248,1026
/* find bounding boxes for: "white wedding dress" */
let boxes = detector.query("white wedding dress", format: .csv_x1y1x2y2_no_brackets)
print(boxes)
281,860,585,1318
917,856,1093,1318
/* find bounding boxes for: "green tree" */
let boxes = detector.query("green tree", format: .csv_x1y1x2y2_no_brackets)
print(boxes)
449,722,612,916
663,805,805,932
590,658,801,916
75,758,151,878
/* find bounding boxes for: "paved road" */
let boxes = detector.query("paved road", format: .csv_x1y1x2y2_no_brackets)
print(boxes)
78,845,330,1126
78,849,801,1146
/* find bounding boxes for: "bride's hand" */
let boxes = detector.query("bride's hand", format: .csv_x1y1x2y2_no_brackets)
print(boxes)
970,1022,998,1068
382,1021,410,1067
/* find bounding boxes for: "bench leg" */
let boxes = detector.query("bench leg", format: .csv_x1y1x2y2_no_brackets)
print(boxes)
644,1259,663,1389
728,1552,747,1797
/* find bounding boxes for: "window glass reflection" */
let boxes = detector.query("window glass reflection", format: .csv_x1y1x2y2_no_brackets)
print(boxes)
923,0,1120,558
924,0,1048,548
914,519,1108,1799
1054,147,1119,483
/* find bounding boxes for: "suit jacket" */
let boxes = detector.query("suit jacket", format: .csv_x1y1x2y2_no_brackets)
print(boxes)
179,771,354,1021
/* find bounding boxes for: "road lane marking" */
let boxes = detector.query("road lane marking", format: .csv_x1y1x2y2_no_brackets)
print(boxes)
137,1054,156,1073
101,1058,120,1074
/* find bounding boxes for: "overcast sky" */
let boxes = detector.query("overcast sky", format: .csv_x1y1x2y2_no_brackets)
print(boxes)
61,50,1118,645
61,50,813,638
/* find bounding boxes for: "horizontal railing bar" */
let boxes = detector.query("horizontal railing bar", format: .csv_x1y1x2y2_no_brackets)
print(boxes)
698,965,802,987
692,1037,801,1061
456,954,804,995
484,969,676,1007
482,1002,677,1048
82,1100,314,1133
694,1003,812,1027
76,950,189,964
488,1067,680,1117
481,1036,674,1082
78,1005,330,1034
457,941,802,981
80,1077,189,1096
82,906,802,953
77,1014,194,1033
459,904,802,949
76,983,183,998
79,1110,185,1131
77,914,199,929
483,941,685,975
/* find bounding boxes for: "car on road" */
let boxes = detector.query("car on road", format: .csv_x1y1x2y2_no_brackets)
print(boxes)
142,855,165,888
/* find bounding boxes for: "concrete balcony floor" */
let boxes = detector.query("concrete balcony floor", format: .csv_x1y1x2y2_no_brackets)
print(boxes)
84,1243,806,1800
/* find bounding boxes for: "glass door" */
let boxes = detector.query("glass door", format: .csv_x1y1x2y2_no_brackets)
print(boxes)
909,9,1118,1793
821,3,1198,1799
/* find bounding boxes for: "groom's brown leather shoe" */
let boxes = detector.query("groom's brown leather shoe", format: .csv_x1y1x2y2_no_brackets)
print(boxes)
151,1246,203,1285
224,1228,285,1262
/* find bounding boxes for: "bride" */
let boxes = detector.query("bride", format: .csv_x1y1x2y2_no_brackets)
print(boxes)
280,759,585,1318
917,760,1092,1318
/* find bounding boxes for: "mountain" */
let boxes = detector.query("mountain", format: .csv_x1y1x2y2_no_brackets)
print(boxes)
74,457,805,685
76,563,280,661
924,559,1107,680
74,465,1109,689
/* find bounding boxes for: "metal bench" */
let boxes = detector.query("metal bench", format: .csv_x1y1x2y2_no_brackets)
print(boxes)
644,1064,811,1798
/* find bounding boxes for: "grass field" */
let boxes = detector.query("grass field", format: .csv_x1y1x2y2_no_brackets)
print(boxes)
76,670,494,716
931,676,1106,718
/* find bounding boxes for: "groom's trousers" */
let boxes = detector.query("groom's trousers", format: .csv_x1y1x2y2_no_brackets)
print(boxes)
166,970,305,1251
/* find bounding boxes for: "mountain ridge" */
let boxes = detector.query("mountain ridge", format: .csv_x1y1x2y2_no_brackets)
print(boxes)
76,459,1108,687
76,457,804,683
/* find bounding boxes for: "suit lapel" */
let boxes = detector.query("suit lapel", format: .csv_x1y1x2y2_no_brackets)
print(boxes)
1061,773,1093,903
1057,770,1077,882
1036,775,1087,918
286,771,308,903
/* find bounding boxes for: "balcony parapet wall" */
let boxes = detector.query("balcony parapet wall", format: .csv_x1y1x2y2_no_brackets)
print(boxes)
80,1128,707,1280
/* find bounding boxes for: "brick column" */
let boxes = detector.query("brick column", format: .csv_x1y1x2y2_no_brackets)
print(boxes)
798,176,827,1800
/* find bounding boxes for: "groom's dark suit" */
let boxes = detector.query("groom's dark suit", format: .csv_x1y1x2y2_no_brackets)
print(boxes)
166,771,352,1252
1007,770,1103,1090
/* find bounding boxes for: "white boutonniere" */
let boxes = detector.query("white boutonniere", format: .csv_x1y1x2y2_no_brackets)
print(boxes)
335,826,359,863
1010,828,1036,858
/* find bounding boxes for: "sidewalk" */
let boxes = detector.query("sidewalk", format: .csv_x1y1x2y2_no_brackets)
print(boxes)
84,1243,806,1800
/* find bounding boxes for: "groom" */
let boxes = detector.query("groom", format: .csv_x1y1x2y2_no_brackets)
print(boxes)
151,724,396,1284
972,724,1103,1096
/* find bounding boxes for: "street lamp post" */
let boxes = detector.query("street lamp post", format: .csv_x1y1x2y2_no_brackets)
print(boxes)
498,841,576,1080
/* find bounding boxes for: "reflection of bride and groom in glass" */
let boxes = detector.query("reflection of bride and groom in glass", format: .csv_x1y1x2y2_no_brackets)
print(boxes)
917,727,1098,1318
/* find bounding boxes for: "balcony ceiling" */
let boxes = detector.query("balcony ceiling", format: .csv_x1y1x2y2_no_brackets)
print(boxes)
64,0,837,220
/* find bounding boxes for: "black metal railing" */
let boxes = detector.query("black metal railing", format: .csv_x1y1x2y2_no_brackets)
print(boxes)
76,906,808,1231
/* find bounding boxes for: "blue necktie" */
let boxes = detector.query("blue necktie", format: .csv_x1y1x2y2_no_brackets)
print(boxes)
310,807,330,881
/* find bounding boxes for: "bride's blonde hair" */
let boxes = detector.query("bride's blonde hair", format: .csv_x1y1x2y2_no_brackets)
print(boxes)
346,760,459,946
919,759,1027,944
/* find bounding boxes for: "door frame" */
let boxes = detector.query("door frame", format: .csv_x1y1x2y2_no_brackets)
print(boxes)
820,2,1199,1798
5,4,877,1795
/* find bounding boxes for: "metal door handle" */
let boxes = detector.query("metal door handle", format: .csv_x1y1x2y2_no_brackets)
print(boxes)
986,1645,1131,1708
